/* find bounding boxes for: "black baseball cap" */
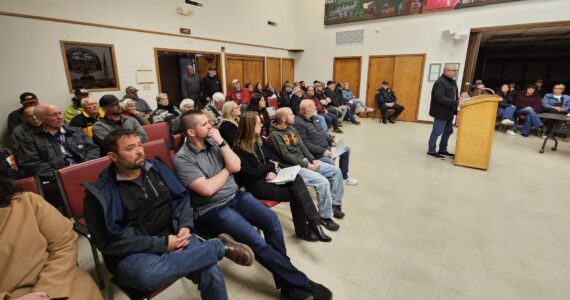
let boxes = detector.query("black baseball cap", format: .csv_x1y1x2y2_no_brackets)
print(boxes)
326,80,335,86
20,92,38,103
74,88,89,96
99,94,120,107
382,80,390,85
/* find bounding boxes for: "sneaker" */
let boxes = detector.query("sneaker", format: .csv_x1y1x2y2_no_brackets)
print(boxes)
344,178,358,186
541,135,548,139
281,286,314,300
366,107,374,112
218,233,255,266
427,152,445,160
506,130,516,136
501,119,515,126
438,151,455,157
332,205,345,219
320,218,340,231
354,114,360,119
388,117,396,124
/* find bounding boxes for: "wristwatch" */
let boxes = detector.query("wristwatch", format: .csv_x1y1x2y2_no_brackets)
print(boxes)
217,140,227,148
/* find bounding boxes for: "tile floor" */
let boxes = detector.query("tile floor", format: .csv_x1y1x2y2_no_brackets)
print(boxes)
78,118,570,299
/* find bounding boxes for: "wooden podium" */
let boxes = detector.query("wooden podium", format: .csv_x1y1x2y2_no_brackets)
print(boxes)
454,94,501,170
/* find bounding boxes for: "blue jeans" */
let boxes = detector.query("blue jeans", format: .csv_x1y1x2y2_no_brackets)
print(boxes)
317,114,328,132
115,234,227,299
498,106,516,130
298,168,333,218
516,108,544,135
342,105,357,123
194,191,309,289
320,146,350,179
428,118,454,153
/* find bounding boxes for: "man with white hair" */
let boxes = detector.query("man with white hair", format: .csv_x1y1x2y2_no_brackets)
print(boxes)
179,98,195,113
181,65,202,107
69,97,105,137
204,92,225,126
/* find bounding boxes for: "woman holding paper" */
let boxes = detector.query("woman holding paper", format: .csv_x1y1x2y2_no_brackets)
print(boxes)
233,112,331,242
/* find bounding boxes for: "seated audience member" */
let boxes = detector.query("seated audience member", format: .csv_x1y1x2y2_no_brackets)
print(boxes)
246,95,271,140
300,81,308,93
290,86,304,115
515,84,544,137
245,83,254,96
219,101,241,147
181,65,201,107
17,104,100,208
295,100,358,186
64,88,89,124
93,95,148,146
121,98,151,125
263,82,281,104
11,105,42,154
308,85,341,133
83,129,254,299
336,83,360,124
201,66,223,105
0,145,19,179
152,93,181,126
173,110,332,300
124,85,153,119
233,112,330,242
327,81,360,125
172,98,195,134
315,82,343,129
253,82,265,97
542,83,570,135
468,83,487,97
280,82,294,107
376,81,405,124
341,82,374,116
269,108,345,231
226,79,251,105
69,97,105,137
535,79,546,97
496,83,517,135
0,175,103,300
7,92,39,133
204,92,225,126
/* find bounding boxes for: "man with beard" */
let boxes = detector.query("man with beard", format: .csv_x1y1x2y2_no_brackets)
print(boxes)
92,94,148,147
83,129,254,299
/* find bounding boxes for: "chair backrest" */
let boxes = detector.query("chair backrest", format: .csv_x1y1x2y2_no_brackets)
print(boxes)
172,133,184,152
143,139,174,170
142,122,170,144
14,176,42,196
56,157,111,220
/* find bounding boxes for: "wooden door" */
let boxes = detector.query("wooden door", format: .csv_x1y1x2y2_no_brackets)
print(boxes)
243,60,265,87
366,56,395,108
282,58,294,86
267,57,281,88
225,58,244,91
391,55,425,121
333,57,362,97
157,52,183,106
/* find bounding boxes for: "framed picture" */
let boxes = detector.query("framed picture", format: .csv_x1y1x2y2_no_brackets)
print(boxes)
445,63,461,80
60,41,120,92
428,63,441,81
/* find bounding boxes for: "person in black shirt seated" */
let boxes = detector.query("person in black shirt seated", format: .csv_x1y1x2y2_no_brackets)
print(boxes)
376,81,405,124
219,101,241,147
233,112,330,242
246,95,272,141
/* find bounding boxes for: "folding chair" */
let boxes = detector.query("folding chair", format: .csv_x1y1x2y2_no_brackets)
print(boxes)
14,176,43,196
142,122,171,145
143,139,174,170
108,279,174,300
56,157,111,289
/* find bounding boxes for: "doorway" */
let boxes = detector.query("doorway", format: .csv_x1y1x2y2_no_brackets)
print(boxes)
154,48,222,107
333,56,362,97
365,54,425,121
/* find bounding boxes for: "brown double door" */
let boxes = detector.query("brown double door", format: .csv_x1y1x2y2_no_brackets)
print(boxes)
333,57,362,97
225,55,265,91
366,54,425,121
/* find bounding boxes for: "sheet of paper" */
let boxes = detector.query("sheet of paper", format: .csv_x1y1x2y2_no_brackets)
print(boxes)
331,138,347,158
269,165,301,184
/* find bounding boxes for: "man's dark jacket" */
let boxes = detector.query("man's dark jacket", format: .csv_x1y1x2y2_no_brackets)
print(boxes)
17,125,100,178
293,115,333,159
83,160,194,273
429,75,458,121
376,88,397,106
201,75,222,99
324,88,341,107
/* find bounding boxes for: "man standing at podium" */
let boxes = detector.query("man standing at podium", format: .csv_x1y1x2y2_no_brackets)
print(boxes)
427,64,462,159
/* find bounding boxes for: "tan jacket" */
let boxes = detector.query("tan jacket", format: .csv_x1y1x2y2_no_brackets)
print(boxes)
0,192,102,300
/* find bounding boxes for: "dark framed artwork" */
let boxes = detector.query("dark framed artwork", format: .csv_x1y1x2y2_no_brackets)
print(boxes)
324,0,522,25
60,41,120,92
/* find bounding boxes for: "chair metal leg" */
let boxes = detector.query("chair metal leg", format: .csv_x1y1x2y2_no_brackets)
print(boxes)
108,281,114,300
89,239,106,289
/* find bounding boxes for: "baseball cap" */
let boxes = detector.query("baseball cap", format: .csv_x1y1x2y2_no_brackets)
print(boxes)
326,80,335,86
20,92,38,103
99,94,120,107
232,79,240,84
74,88,89,96
125,86,138,93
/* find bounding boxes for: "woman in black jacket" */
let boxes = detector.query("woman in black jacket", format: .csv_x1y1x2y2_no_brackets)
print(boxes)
233,112,330,242
246,95,272,141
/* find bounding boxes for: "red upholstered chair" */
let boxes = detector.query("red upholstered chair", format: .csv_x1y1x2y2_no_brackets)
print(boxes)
142,139,173,170
172,133,184,152
142,122,170,145
267,98,279,109
259,199,280,208
14,176,43,196
108,278,174,300
56,157,111,289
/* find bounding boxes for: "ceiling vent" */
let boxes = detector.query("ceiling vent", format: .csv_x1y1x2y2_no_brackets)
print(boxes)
336,29,364,46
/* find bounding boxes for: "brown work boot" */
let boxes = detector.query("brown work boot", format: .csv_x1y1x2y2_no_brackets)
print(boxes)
218,233,255,266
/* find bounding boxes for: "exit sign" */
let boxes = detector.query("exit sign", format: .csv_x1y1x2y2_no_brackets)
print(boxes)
180,28,191,35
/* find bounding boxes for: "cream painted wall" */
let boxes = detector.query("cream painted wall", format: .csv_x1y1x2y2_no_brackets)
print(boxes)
0,0,295,140
292,0,569,121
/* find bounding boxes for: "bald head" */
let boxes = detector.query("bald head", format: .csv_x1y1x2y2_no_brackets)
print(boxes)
299,99,316,117
275,107,294,125
34,104,63,131
33,104,58,120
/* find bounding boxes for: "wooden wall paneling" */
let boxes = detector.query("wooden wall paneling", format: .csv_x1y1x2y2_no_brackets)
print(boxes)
267,57,282,88
282,58,294,86
225,58,244,91
333,57,362,97
391,55,425,121
366,56,395,108
243,59,265,87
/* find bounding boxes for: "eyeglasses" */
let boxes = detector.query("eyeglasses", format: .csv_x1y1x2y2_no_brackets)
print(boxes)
448,70,458,72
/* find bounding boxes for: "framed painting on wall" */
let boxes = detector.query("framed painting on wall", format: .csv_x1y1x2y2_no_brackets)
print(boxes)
428,63,441,81
60,41,120,92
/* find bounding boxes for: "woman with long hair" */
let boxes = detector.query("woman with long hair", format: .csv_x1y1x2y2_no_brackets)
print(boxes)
246,94,271,141
233,112,330,242
0,175,103,300
219,101,241,146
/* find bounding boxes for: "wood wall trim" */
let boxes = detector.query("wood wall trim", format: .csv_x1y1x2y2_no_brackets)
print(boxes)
0,11,298,52
225,53,266,61
369,53,427,59
471,20,570,33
